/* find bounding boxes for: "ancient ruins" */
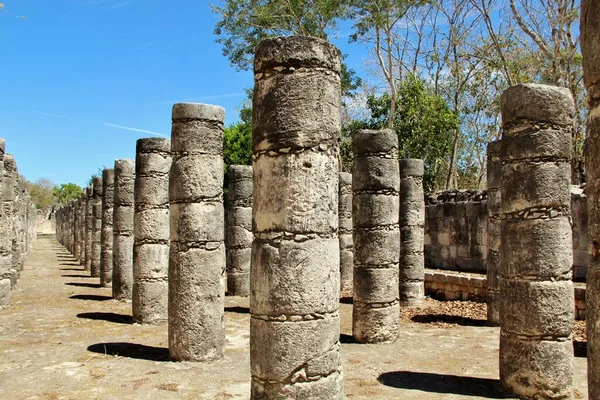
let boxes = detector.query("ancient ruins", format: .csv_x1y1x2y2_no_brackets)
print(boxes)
7,9,600,398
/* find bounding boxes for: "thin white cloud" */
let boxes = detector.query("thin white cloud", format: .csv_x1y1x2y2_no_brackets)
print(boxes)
104,123,167,137
156,92,246,105
32,110,76,121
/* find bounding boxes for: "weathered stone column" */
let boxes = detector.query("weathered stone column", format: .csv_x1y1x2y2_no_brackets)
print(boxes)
78,195,86,264
0,139,9,305
84,186,93,271
226,165,252,296
399,159,425,305
6,156,19,286
499,83,574,399
251,36,343,399
339,172,353,298
132,138,171,324
73,196,81,262
168,103,225,361
581,4,600,398
486,140,502,325
112,159,135,300
90,176,103,278
100,169,115,287
352,129,400,343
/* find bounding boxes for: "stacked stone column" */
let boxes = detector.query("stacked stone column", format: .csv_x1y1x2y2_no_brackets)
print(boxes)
6,156,19,286
132,138,171,324
168,103,226,361
352,129,400,343
250,36,343,399
100,169,115,287
112,159,135,300
0,139,9,305
486,140,502,325
399,159,425,305
84,185,93,271
581,4,600,398
90,176,103,278
339,172,353,297
78,195,86,264
499,83,574,398
226,165,252,296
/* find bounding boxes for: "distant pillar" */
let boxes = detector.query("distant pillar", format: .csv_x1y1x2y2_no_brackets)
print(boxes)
168,103,226,361
581,3,600,398
226,165,252,297
399,159,425,305
352,129,400,343
486,140,502,325
132,138,171,324
100,168,115,287
112,159,135,300
250,36,343,399
499,83,574,398
84,185,93,271
0,139,9,305
90,177,103,278
6,156,19,286
339,172,353,297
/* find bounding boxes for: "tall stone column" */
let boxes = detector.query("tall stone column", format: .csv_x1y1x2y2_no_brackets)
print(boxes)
112,159,135,300
581,4,600,398
78,195,86,264
168,103,226,361
486,140,502,325
226,165,252,297
6,156,19,286
0,139,9,305
90,176,103,278
132,138,171,324
339,172,353,298
84,186,93,271
352,129,400,343
251,36,343,399
100,168,115,287
73,197,81,261
499,83,574,399
399,159,425,305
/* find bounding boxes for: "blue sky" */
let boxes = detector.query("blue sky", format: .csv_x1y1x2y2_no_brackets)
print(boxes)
0,0,366,187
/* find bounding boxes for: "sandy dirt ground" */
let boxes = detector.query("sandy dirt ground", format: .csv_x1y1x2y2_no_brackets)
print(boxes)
0,236,588,399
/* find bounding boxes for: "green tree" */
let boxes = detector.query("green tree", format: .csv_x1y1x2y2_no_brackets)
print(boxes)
53,183,83,205
24,178,56,210
223,121,252,189
345,76,458,191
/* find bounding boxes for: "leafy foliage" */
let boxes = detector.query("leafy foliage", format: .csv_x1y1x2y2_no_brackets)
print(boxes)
24,178,56,210
53,183,83,206
223,121,252,189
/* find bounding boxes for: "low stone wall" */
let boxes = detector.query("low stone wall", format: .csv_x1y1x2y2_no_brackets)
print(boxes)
424,187,589,279
424,270,586,321
36,209,55,235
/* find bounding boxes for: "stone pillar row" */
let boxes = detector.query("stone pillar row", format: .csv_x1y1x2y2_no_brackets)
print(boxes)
0,138,38,306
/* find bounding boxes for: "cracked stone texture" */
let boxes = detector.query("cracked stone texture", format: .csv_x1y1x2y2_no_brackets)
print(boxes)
132,138,171,325
168,103,225,362
250,36,343,399
112,159,135,300
352,129,400,345
84,186,93,272
339,172,353,298
499,83,574,399
90,177,103,278
486,140,501,325
100,169,115,288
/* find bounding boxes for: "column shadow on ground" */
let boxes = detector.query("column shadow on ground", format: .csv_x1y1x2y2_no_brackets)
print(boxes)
69,294,112,301
339,334,356,344
77,312,133,324
65,282,102,288
87,343,170,362
410,314,489,327
378,371,511,398
61,274,91,278
60,268,83,271
574,340,587,358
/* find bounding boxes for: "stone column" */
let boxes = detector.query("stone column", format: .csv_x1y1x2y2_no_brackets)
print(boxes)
6,156,19,286
73,196,81,262
112,159,135,300
251,36,343,399
352,129,400,343
486,140,502,325
581,4,600,398
226,165,252,297
132,138,171,324
168,103,226,361
90,176,103,278
339,172,353,298
100,169,115,287
84,186,93,271
78,195,86,264
499,83,574,398
399,159,425,305
0,139,9,305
